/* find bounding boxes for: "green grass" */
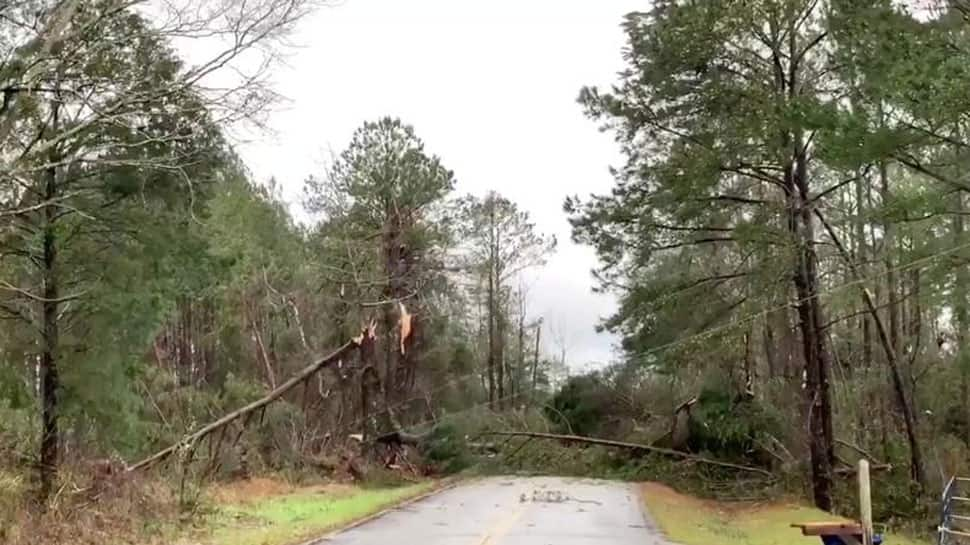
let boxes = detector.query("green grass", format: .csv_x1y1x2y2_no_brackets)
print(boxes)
640,483,930,545
203,482,435,545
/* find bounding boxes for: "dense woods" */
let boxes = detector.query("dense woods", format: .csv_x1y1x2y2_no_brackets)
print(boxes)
7,0,970,542
0,0,556,526
564,0,970,517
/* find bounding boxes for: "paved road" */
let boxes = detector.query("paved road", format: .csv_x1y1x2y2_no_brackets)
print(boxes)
316,476,672,545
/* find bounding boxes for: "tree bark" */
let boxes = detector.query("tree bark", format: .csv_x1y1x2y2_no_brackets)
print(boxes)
494,203,505,409
486,198,498,408
854,166,873,371
382,212,400,406
743,327,754,397
815,209,926,491
880,160,901,358
515,295,525,404
486,252,496,406
531,320,541,402
38,129,61,503
954,193,970,445
496,284,506,410
249,304,277,389
788,137,835,512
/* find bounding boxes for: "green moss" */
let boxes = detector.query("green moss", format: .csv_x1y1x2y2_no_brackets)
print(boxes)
203,482,434,545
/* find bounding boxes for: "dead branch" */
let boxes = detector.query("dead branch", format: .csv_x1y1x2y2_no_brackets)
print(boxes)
674,396,698,414
482,431,774,478
834,464,893,476
835,438,884,465
126,325,373,472
752,437,791,467
816,208,925,487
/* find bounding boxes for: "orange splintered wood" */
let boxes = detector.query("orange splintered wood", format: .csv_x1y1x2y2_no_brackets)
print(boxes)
399,302,412,354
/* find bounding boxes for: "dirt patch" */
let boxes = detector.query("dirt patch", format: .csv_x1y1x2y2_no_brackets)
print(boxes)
308,482,357,498
211,477,296,503
211,477,358,504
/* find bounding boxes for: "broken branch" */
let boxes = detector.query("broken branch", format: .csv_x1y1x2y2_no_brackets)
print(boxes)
481,431,774,478
127,327,372,473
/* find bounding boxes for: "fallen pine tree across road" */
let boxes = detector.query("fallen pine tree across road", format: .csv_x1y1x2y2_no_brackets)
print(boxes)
480,430,775,478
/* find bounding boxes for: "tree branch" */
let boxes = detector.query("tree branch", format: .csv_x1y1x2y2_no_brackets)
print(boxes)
127,324,374,472
481,431,774,478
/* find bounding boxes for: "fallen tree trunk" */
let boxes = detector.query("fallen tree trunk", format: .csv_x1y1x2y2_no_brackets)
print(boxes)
481,431,774,478
127,326,374,473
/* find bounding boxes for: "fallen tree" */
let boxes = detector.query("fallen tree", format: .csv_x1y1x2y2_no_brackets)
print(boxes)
127,324,376,473
481,430,774,478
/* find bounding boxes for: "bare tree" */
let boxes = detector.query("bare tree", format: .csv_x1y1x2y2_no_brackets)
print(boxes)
458,192,556,408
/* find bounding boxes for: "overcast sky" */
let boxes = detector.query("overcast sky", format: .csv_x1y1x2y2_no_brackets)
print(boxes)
236,0,644,369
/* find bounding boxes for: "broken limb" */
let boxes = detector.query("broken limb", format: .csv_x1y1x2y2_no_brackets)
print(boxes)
481,431,773,478
127,325,375,473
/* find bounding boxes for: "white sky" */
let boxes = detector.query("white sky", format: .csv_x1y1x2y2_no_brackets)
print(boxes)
236,0,645,369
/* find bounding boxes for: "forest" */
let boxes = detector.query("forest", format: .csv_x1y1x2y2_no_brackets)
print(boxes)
4,0,970,543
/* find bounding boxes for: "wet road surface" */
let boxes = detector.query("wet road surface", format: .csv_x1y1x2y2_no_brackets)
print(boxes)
315,476,672,545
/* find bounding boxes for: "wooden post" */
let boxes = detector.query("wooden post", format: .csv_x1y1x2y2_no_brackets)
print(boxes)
859,459,873,545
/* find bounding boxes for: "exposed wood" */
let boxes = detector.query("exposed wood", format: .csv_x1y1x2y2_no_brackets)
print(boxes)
399,302,412,355
482,430,774,477
670,397,696,452
127,327,372,473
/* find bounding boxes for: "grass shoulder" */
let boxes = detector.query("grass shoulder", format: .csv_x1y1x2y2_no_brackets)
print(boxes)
639,482,930,545
187,477,439,545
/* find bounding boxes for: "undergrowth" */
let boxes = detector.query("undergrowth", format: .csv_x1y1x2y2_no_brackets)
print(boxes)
0,459,436,545
203,481,433,545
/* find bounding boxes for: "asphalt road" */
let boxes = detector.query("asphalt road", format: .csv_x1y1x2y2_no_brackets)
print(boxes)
316,476,672,545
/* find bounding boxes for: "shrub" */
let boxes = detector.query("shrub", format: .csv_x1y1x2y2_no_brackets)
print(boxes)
544,373,613,436
688,384,783,464
422,422,471,474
